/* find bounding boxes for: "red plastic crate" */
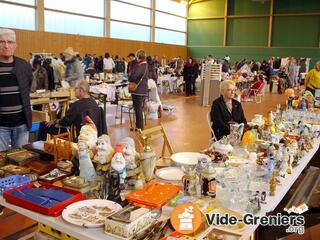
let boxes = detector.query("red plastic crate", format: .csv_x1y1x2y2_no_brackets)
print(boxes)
3,182,86,216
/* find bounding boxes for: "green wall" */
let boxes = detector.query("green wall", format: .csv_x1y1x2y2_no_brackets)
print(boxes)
188,0,320,68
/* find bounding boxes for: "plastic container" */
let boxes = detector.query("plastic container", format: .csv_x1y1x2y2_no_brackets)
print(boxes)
0,175,31,195
3,182,85,216
125,182,181,209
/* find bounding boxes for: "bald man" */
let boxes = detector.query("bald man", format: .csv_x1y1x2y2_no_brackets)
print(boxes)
38,80,105,140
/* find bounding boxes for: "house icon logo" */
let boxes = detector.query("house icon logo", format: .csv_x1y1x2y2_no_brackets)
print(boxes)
171,202,202,235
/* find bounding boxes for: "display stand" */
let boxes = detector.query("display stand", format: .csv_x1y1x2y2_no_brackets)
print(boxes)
200,63,222,106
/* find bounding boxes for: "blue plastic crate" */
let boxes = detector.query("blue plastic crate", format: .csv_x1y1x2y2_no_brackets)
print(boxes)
0,175,31,195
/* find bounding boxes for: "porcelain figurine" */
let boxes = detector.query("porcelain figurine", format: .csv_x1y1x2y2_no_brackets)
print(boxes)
275,143,284,163
279,147,289,177
269,171,277,196
264,151,275,179
119,137,139,170
94,134,113,165
287,155,293,174
78,116,98,150
110,144,126,185
78,140,97,182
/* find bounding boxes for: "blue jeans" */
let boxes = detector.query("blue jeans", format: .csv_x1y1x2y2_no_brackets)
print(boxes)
0,124,29,151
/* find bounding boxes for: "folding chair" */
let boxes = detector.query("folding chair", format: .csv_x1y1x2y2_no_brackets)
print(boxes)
207,112,217,144
137,123,174,168
247,82,265,103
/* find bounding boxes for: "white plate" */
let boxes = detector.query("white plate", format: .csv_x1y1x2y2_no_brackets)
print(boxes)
171,152,210,166
62,199,122,228
155,167,184,182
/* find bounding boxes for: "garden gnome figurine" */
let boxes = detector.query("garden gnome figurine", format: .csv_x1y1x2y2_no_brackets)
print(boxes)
78,140,97,182
94,134,113,165
119,137,139,170
110,144,126,186
78,116,98,151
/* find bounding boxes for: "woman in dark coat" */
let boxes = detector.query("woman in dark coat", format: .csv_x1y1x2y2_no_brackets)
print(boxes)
183,57,196,96
129,50,148,130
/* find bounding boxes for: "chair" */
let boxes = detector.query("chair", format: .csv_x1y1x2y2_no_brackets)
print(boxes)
119,98,147,131
207,112,217,144
136,123,174,168
248,82,265,103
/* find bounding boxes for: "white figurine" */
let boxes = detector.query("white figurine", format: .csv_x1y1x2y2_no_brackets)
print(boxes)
78,140,97,182
110,145,126,184
78,116,98,150
279,147,289,177
119,137,139,170
94,135,113,164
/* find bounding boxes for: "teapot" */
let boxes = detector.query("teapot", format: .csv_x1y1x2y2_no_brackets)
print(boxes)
212,136,234,155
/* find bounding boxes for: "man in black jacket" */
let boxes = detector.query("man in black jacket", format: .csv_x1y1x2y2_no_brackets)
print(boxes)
38,80,106,140
0,28,32,151
210,80,247,140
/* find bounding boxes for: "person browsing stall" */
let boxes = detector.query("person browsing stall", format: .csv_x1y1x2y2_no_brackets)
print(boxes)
210,80,247,140
37,80,106,140
128,49,148,130
0,28,32,151
304,61,320,96
63,47,84,87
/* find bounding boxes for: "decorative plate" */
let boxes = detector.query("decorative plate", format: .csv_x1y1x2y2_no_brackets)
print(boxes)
171,152,210,166
62,199,122,228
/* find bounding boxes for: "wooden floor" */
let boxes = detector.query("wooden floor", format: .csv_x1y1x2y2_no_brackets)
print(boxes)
0,90,287,239
109,91,287,153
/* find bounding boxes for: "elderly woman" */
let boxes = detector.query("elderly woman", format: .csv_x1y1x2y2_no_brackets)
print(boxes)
304,61,320,96
210,80,247,140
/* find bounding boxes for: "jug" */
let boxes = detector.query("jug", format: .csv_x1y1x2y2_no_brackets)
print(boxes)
228,122,245,146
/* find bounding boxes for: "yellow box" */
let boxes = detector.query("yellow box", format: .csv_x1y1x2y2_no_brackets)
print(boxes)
38,223,77,240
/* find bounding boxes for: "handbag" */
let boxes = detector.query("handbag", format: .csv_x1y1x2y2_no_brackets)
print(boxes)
128,63,147,92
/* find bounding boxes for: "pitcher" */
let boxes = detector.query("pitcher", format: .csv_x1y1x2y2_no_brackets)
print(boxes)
229,122,245,146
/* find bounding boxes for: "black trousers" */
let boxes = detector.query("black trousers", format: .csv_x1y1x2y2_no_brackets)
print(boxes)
192,77,196,94
185,80,192,96
132,94,145,130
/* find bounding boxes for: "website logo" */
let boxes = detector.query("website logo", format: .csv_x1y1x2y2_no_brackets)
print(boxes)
170,202,202,235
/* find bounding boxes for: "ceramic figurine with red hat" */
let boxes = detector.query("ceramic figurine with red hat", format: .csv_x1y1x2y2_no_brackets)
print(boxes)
110,144,126,188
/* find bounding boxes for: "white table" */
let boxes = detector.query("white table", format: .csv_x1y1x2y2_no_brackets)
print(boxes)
198,140,320,240
158,75,177,94
1,142,319,240
0,196,113,240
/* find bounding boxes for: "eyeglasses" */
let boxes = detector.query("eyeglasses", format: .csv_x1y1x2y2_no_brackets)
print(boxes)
0,40,16,46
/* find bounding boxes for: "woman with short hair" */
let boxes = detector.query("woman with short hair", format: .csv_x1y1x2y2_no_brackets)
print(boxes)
210,80,247,140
